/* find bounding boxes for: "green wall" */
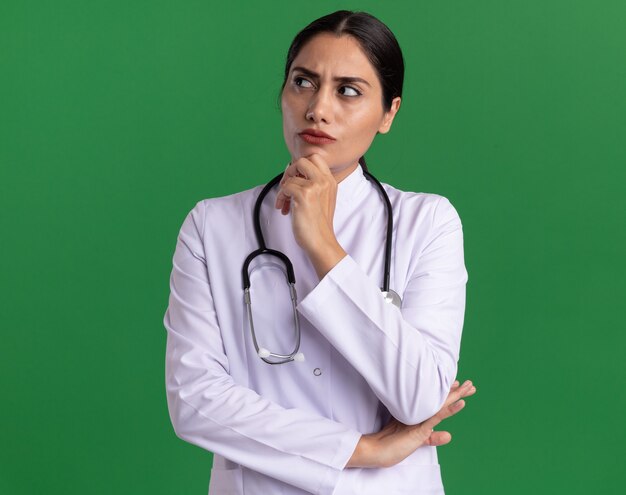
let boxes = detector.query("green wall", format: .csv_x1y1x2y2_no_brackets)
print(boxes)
1,1,624,493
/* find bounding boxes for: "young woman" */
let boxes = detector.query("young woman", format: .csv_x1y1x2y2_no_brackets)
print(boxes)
164,10,475,494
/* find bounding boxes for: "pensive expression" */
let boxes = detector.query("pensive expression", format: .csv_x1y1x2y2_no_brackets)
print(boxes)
281,33,400,181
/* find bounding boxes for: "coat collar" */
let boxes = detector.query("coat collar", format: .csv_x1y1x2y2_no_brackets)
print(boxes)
336,164,368,206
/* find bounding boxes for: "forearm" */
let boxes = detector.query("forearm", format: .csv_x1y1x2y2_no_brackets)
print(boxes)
346,436,375,468
299,197,468,425
165,323,362,493
298,255,465,425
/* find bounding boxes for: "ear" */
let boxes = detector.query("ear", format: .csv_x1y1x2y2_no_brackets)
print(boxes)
378,96,401,134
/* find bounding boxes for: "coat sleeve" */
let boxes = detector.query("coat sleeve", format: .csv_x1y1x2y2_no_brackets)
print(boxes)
297,195,468,426
163,201,362,495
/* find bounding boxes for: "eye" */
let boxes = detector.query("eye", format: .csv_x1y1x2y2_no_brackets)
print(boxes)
294,77,314,88
339,85,361,97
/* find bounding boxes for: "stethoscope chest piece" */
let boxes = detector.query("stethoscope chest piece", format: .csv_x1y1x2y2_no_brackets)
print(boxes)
381,289,402,308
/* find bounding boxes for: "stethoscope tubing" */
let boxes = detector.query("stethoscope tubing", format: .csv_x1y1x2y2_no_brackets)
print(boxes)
252,173,283,251
362,169,393,294
242,169,394,292
241,166,398,364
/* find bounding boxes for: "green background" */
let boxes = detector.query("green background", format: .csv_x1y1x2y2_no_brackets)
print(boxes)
1,0,624,493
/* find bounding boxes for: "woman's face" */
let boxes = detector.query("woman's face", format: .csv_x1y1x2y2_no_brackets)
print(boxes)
281,33,401,181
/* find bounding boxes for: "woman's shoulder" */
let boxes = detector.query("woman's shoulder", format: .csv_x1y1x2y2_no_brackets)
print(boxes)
382,182,463,227
177,184,266,238
189,184,265,218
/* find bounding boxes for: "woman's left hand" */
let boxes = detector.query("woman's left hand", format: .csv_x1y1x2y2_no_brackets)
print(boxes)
274,154,346,278
347,380,477,469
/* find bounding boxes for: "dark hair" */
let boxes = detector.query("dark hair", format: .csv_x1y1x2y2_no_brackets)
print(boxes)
281,11,405,171
282,10,404,111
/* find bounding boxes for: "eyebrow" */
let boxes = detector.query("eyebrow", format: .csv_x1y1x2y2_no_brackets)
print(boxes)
291,66,372,87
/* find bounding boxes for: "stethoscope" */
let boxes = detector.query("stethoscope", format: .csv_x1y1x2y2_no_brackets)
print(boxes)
242,167,401,365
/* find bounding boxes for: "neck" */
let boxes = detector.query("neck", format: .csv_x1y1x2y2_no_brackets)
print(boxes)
331,162,360,183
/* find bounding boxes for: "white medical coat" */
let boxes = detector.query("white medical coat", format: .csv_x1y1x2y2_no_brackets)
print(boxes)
163,165,468,494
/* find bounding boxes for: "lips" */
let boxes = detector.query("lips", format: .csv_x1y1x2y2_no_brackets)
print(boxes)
298,128,336,145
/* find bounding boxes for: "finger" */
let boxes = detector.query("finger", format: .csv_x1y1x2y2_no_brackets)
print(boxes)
282,162,301,181
280,168,339,213
287,158,320,182
306,154,333,176
281,176,309,189
437,399,466,422
275,189,290,212
443,380,474,407
275,164,305,211
278,179,308,207
426,431,452,447
275,173,309,212
275,153,335,210
455,381,476,400
275,170,289,210
281,197,291,215
276,192,286,211
421,399,466,431
460,385,477,399
420,413,443,432
452,379,470,394
275,162,295,208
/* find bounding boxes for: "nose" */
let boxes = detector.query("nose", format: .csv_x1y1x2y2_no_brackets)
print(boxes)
305,88,333,124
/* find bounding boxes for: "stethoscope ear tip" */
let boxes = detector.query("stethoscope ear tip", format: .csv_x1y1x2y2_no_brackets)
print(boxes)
293,352,305,362
258,348,271,358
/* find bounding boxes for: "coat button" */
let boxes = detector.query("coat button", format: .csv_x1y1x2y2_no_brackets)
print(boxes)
313,368,322,376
